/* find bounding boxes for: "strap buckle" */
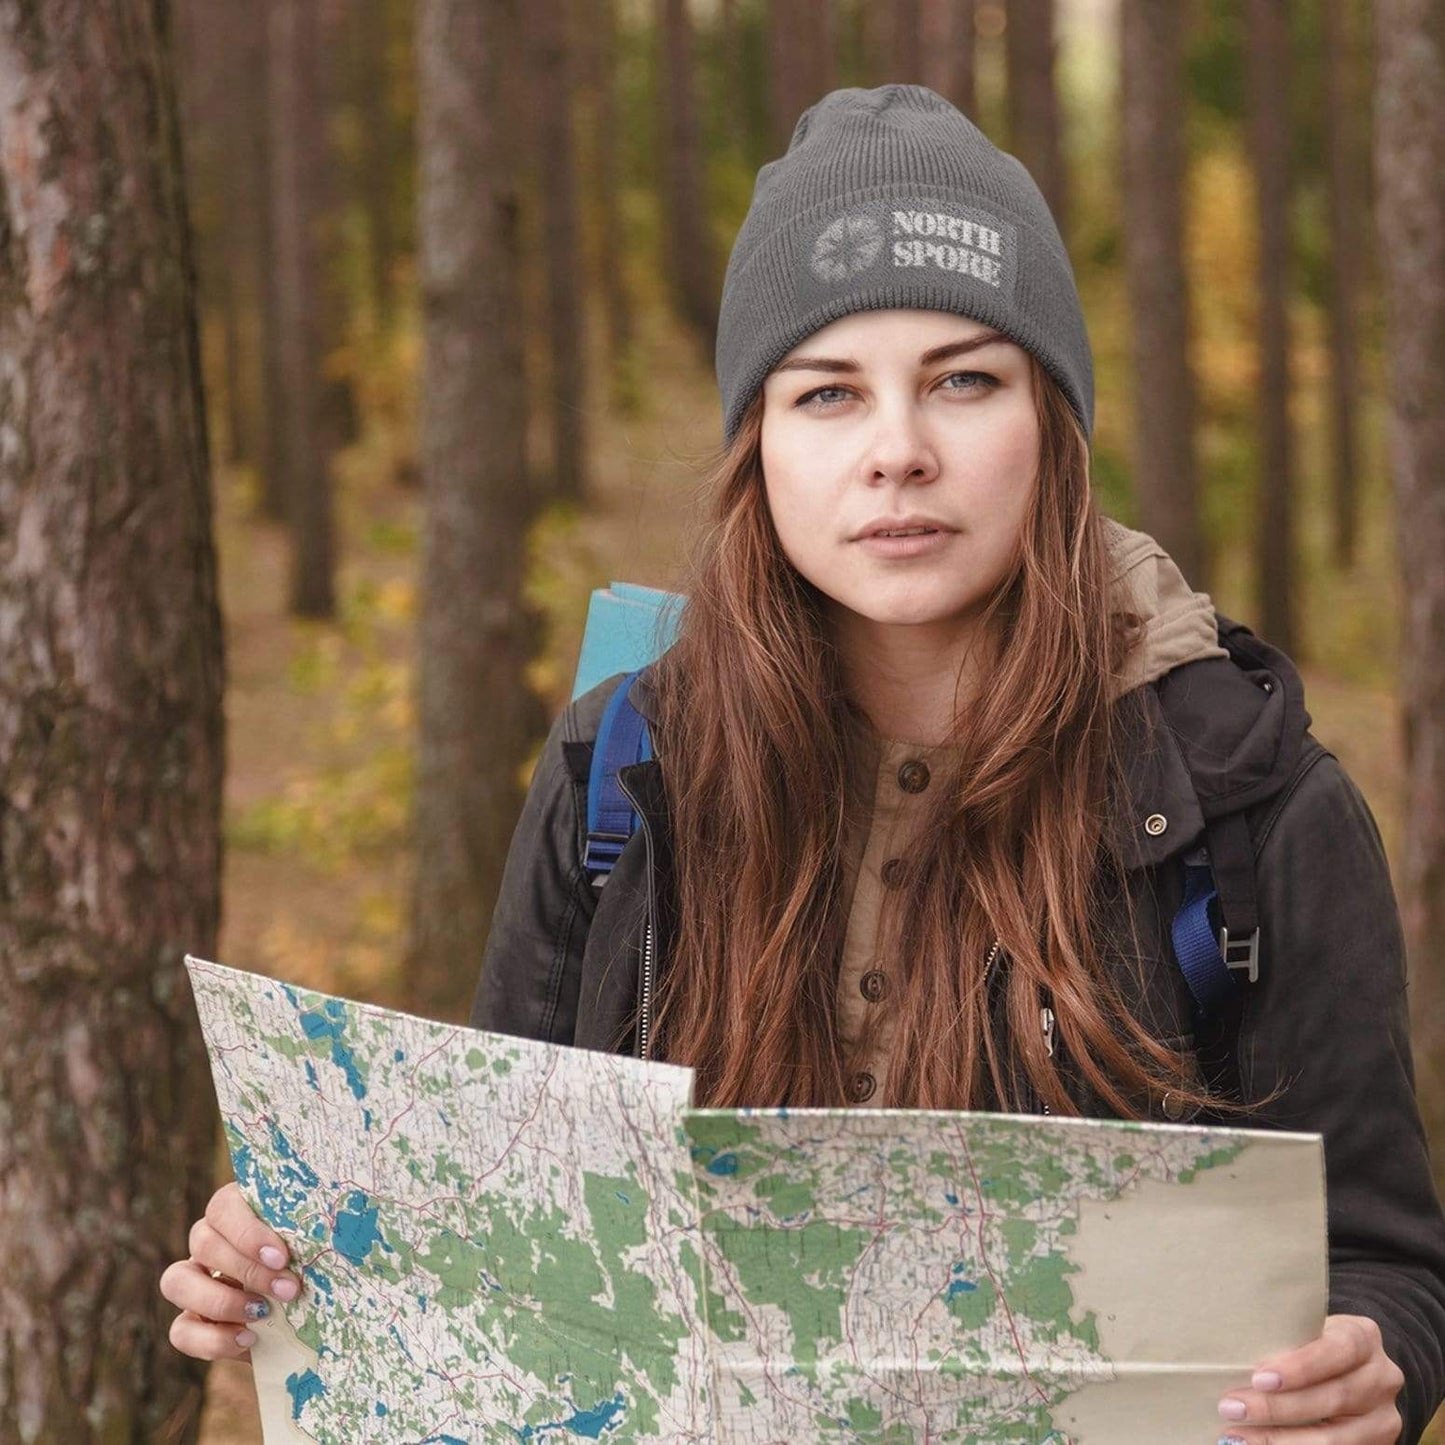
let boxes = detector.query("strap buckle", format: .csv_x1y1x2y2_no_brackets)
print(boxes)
584,829,630,886
1218,925,1260,984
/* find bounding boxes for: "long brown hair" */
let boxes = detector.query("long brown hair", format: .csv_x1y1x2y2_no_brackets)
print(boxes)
649,356,1222,1117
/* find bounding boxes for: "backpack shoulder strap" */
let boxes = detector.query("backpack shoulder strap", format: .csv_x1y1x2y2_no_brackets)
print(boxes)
583,669,652,889
1171,810,1261,1025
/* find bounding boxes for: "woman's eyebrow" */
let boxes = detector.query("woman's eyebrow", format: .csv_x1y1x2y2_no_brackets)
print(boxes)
770,330,1011,375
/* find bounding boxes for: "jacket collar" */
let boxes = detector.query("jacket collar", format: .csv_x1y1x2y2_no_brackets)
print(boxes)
1114,684,1206,869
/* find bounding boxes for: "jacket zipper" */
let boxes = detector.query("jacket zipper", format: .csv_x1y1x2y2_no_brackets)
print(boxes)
639,920,655,1060
984,937,1053,1115
983,938,1002,984
614,769,659,1060
1039,1005,1055,1116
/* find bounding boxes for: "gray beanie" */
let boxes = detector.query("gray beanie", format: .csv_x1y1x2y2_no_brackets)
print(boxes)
715,84,1094,445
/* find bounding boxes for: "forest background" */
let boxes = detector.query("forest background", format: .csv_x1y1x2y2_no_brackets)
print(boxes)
2,0,1444,1440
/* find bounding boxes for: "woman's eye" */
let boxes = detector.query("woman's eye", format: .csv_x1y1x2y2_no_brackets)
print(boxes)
940,370,997,393
796,385,852,410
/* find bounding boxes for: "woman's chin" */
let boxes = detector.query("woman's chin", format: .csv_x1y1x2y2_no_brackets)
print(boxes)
837,600,984,633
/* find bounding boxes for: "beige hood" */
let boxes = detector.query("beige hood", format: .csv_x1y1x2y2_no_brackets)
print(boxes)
1103,516,1228,698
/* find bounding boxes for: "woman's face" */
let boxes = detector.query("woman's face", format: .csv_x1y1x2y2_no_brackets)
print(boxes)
759,308,1039,641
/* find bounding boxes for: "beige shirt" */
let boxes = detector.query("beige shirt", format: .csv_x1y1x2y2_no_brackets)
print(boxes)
833,518,1229,1105
834,730,963,1102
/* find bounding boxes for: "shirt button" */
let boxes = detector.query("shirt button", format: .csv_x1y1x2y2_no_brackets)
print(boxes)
859,969,888,1003
880,857,906,887
897,759,931,793
847,1070,877,1102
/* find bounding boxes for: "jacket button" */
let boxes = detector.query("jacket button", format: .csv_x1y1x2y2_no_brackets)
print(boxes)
847,1070,877,1102
1161,1091,1186,1120
897,760,931,793
880,857,906,887
1144,812,1168,836
859,969,888,1003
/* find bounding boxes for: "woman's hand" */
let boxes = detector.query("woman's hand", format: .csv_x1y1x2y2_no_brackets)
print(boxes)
1216,1314,1405,1443
159,1181,304,1363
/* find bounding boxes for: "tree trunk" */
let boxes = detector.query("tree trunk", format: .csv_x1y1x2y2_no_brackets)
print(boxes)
1376,0,1445,1155
857,0,892,86
1004,0,1068,244
224,6,269,478
410,0,545,1020
0,2,225,1439
657,0,717,354
175,0,265,469
349,0,401,330
356,0,402,333
534,0,588,500
922,0,977,116
257,0,290,522
1321,0,1366,571
1120,0,1203,585
892,0,922,81
268,0,337,618
1245,0,1296,655
768,0,836,152
586,0,638,409
718,0,749,152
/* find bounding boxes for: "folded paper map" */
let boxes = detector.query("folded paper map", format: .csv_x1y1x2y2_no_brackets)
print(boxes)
184,955,1326,1444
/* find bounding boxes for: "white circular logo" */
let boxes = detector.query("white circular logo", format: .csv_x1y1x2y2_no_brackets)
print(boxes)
810,213,884,283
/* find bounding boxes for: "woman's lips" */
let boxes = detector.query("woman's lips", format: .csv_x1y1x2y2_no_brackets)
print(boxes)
854,529,955,558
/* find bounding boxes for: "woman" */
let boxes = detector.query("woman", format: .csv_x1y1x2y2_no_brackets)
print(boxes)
163,85,1445,1443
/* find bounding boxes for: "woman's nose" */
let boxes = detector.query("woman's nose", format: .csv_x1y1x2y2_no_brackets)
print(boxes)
864,404,940,486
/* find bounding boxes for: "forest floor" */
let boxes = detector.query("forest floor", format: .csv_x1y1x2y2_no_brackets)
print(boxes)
194,290,1424,1439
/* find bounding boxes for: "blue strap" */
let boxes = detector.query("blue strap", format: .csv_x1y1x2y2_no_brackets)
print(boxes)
1171,851,1236,1021
584,670,651,882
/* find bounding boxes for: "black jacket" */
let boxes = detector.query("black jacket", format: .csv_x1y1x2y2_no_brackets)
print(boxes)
472,615,1445,1442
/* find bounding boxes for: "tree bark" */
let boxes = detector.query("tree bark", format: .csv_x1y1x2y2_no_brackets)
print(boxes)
355,0,403,333
1119,0,1203,585
1375,0,1445,1153
1320,0,1366,570
256,0,290,521
857,0,892,86
657,0,717,354
534,0,588,500
0,2,225,1439
921,0,977,116
268,0,337,617
768,0,836,153
176,0,267,469
1004,0,1068,245
892,0,922,81
1245,0,1297,655
585,0,637,409
410,0,545,1020
718,0,748,152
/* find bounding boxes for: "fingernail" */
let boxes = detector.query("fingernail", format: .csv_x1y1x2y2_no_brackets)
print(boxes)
1252,1369,1283,1392
1218,1437,1247,1445
259,1246,287,1270
1218,1398,1247,1421
243,1298,270,1322
270,1275,299,1301
235,1329,257,1349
